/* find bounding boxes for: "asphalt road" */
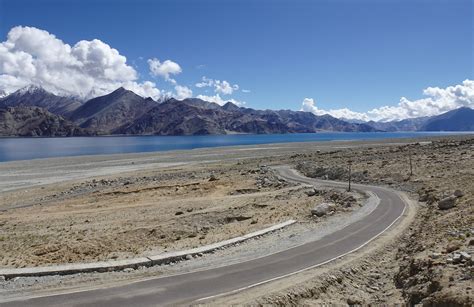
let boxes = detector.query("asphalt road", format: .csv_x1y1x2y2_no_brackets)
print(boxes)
2,166,407,306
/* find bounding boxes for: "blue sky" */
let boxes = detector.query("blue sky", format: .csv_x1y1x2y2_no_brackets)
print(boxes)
0,0,472,121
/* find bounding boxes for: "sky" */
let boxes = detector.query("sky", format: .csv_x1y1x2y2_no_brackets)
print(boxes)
0,0,472,121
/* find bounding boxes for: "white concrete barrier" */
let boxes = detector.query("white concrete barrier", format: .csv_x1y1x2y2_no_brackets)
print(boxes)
0,220,296,279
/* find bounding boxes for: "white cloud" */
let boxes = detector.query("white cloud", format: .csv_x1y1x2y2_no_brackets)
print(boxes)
174,85,193,100
301,98,369,121
196,93,243,106
0,26,162,100
301,80,474,122
124,81,161,99
242,89,251,93
148,58,181,84
214,80,239,95
195,76,213,88
195,76,239,95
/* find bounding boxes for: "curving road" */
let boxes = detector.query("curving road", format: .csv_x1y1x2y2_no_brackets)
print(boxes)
2,166,408,306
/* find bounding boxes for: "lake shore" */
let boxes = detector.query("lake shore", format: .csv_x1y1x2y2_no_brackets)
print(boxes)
0,131,470,162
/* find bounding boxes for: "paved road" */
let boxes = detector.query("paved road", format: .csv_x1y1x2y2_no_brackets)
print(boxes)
2,166,407,306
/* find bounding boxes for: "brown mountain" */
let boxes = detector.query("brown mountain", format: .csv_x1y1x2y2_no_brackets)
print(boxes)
115,98,377,135
0,85,83,117
0,106,92,137
70,87,158,134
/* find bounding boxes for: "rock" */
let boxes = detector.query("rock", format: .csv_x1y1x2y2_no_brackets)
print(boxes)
175,211,184,216
430,252,442,259
209,174,218,181
311,203,335,217
262,177,272,186
185,254,193,260
453,189,464,197
123,268,134,273
452,253,462,264
460,252,471,261
347,296,362,305
305,189,317,196
446,242,460,253
437,195,457,210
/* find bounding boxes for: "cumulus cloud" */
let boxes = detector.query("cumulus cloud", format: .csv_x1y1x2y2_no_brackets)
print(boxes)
174,85,193,100
148,58,182,84
301,98,369,121
195,76,239,95
0,26,162,100
196,93,244,106
123,81,161,99
301,80,474,122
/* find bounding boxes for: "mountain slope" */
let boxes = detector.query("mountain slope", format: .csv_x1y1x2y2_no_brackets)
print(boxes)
0,106,92,137
70,87,158,133
420,107,474,131
116,98,378,135
0,85,83,116
363,107,474,131
366,117,430,132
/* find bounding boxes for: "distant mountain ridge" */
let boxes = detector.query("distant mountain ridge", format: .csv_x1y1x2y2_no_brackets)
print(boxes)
0,106,92,137
115,98,376,135
420,107,474,131
0,85,472,136
0,85,83,117
364,107,474,132
70,87,158,134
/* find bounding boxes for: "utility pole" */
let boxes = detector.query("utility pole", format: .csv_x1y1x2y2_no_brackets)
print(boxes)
348,159,352,192
408,148,413,177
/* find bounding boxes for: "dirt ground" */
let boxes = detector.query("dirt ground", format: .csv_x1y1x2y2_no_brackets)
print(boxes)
0,159,364,268
260,136,474,306
0,135,472,305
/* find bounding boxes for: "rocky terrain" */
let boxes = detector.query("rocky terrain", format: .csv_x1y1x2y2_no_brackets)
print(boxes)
0,135,472,306
0,160,366,268
0,106,92,137
0,85,82,117
70,87,158,133
278,137,474,305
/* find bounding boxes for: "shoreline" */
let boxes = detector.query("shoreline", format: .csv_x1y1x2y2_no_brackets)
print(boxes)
0,132,472,164
0,133,472,197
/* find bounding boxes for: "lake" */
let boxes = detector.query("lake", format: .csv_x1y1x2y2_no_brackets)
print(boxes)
0,132,469,162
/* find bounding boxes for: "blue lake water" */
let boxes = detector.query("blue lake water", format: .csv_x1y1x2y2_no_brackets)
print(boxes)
0,132,470,162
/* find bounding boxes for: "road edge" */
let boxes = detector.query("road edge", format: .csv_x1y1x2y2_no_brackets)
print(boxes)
0,220,296,280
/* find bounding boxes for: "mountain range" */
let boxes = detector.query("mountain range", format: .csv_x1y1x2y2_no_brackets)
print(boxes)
366,107,474,132
0,85,472,137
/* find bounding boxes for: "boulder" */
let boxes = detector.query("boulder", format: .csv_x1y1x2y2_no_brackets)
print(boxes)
311,203,335,217
437,195,456,210
445,242,460,253
453,190,464,198
347,296,362,305
209,174,218,181
305,189,318,196
460,251,471,261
